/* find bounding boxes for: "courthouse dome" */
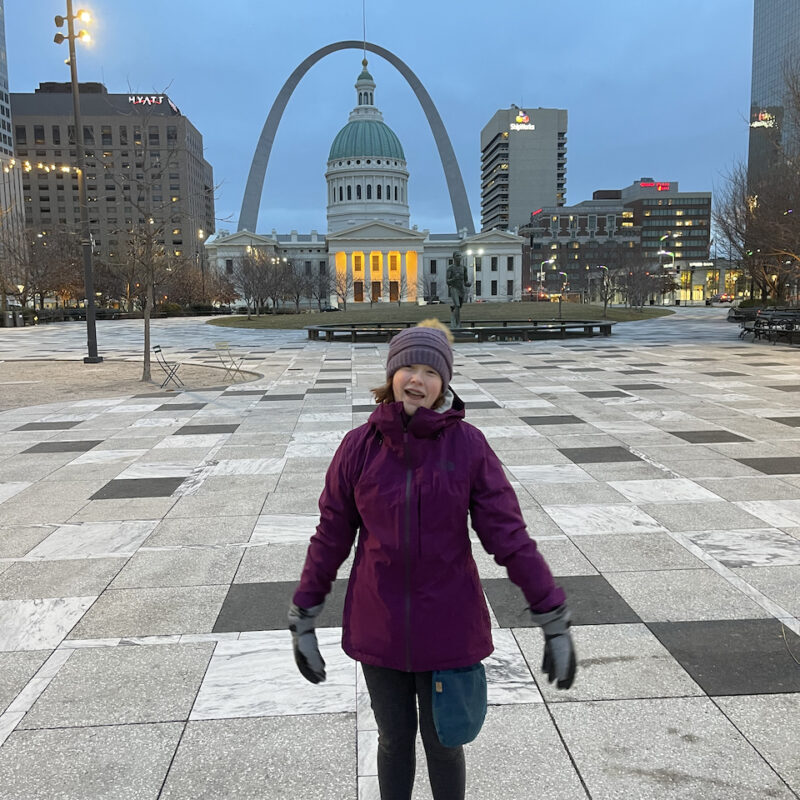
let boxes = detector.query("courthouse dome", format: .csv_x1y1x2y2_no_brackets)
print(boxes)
329,119,405,161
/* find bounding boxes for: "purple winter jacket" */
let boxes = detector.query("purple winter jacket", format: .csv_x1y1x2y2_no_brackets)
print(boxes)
292,393,565,672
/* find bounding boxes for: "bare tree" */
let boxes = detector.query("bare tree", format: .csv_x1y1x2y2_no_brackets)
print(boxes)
332,268,353,311
307,265,333,310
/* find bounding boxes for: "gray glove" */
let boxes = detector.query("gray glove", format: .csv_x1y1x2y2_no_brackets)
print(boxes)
529,603,576,690
288,602,326,684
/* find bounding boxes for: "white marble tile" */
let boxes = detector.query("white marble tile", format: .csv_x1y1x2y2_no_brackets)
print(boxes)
508,464,594,484
129,417,191,428
286,442,340,458
70,449,148,465
6,648,74,713
40,413,95,422
119,635,183,646
115,463,195,479
291,430,348,445
179,632,241,644
154,434,230,449
486,628,542,705
358,776,380,800
58,638,122,648
190,629,355,719
26,520,158,560
104,403,162,414
683,528,800,567
299,413,352,422
478,425,540,439
0,596,95,651
209,457,287,476
735,500,800,528
71,397,128,408
250,514,318,545
356,690,376,731
542,504,667,536
608,478,723,504
0,482,31,505
357,729,378,776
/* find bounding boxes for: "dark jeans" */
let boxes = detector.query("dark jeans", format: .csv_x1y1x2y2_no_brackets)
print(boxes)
362,663,466,800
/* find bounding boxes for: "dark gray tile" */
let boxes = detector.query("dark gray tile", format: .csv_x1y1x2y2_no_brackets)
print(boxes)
306,388,346,394
134,391,179,398
23,441,102,454
702,371,747,377
221,390,265,396
682,357,716,362
474,378,513,383
482,575,641,626
647,619,800,695
260,394,305,402
14,422,81,431
767,417,800,427
735,457,800,475
521,415,585,426
315,378,350,384
155,403,206,411
352,404,378,413
524,365,562,370
90,477,186,500
614,383,666,391
743,362,785,366
213,581,346,632
564,368,604,372
617,370,656,375
174,424,239,435
580,391,630,398
769,385,800,392
558,447,641,464
669,430,751,444
469,401,502,409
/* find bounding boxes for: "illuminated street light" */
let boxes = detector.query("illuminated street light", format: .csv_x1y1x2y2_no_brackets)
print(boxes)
53,2,101,363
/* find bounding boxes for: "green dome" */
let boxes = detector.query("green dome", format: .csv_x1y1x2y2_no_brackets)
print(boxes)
328,120,405,161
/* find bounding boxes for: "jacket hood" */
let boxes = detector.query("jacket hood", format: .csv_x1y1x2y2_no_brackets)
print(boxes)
369,389,465,444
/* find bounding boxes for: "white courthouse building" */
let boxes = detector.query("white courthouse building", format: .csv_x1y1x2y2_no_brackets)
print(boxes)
206,61,524,304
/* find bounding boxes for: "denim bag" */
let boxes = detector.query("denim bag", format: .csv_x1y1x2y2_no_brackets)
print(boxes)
431,663,487,747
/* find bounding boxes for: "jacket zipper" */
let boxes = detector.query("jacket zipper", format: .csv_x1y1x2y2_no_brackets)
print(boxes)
403,428,412,672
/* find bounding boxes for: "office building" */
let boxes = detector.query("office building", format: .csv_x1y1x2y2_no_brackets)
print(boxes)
480,106,567,232
748,0,800,183
0,0,26,319
11,82,215,269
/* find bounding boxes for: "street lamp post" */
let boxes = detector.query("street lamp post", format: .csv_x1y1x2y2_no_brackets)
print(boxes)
54,3,101,363
558,271,568,319
539,257,555,296
658,249,676,304
198,228,206,303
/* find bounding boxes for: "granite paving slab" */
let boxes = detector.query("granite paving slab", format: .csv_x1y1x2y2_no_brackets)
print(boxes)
159,714,356,798
0,651,51,715
551,697,796,799
735,456,800,475
19,642,215,728
0,558,125,600
0,722,183,800
647,618,800,695
22,440,102,453
110,547,243,589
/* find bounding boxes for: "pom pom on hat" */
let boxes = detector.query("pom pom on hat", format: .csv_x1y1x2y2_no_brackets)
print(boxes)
386,320,453,387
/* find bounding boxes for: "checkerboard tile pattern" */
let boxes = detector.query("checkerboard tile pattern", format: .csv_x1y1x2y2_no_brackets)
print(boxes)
0,313,799,798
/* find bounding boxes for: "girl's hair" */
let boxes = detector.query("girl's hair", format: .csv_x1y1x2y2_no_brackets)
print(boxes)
370,318,452,409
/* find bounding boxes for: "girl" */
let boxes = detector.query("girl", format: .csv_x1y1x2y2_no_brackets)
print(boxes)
289,319,575,800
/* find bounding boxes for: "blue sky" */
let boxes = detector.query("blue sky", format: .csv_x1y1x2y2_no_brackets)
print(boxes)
7,0,754,235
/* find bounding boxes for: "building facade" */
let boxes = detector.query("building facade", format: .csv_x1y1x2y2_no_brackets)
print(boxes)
748,0,800,184
480,106,567,232
0,0,25,318
207,62,524,306
11,82,215,271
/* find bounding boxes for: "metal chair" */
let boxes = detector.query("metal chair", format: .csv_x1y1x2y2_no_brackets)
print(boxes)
214,341,245,381
153,345,184,389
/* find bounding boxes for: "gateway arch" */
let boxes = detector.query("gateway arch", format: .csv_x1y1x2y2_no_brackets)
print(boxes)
238,40,475,235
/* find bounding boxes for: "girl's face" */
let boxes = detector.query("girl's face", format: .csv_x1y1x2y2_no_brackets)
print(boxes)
392,364,443,416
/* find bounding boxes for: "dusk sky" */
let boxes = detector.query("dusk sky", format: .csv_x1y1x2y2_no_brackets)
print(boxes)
7,1,754,236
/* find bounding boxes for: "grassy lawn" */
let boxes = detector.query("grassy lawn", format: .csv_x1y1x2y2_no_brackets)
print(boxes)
208,302,673,330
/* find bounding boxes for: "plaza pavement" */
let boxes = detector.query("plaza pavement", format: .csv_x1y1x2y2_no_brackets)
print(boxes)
0,306,798,799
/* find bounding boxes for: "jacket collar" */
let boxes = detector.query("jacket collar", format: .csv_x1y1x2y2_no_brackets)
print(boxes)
369,390,465,442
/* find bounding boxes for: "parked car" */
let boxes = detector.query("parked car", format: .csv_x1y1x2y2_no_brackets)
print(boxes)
706,292,734,305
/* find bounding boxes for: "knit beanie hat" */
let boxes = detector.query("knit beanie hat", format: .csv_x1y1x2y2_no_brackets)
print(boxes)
386,325,453,387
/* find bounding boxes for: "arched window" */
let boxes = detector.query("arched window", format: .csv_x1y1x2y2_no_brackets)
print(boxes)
358,92,363,104
377,185,382,199
347,185,352,200
386,184,391,199
356,184,362,200
366,184,372,199
369,92,373,104
339,186,343,202
394,186,398,201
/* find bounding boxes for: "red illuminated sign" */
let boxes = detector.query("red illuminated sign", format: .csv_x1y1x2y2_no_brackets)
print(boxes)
531,208,543,216
639,181,671,191
640,182,655,187
656,182,670,191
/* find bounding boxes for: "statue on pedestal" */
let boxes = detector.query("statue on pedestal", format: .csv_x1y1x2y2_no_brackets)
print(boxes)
446,251,471,328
